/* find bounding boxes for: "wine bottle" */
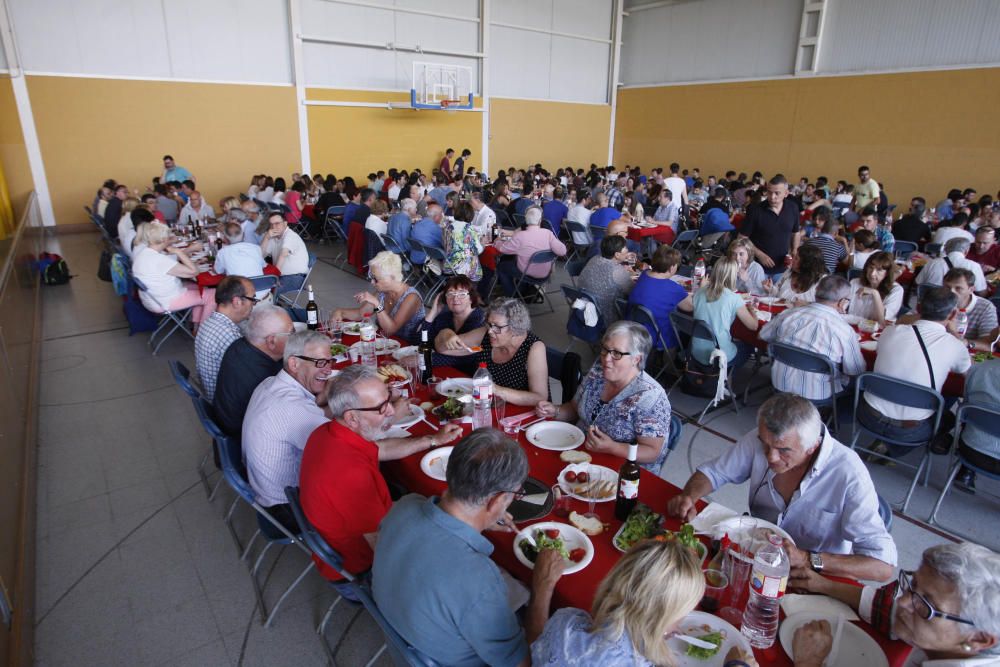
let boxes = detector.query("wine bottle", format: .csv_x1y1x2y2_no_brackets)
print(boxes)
614,443,641,521
305,285,319,330
418,329,433,384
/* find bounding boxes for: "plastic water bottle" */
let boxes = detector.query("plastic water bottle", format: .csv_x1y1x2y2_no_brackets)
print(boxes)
472,363,494,429
956,309,969,337
359,322,377,367
693,257,706,289
740,534,789,649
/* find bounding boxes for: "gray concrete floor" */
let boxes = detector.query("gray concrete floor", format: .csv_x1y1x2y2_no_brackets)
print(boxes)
32,232,995,666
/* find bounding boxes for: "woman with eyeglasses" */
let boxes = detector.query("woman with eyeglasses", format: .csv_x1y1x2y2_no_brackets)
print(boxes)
332,251,425,341
535,322,673,472
416,276,486,370
790,542,1000,666
440,297,549,406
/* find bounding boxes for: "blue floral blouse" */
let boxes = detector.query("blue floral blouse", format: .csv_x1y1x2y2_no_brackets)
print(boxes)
531,608,654,667
573,364,672,473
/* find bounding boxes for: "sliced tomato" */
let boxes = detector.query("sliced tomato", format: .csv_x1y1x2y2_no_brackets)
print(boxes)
544,528,561,539
568,548,586,563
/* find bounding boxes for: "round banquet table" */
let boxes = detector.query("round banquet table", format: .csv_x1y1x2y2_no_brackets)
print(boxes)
333,334,913,667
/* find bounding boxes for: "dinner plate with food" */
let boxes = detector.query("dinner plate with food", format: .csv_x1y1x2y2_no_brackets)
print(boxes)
376,363,411,386
349,338,401,354
435,378,474,398
391,402,424,429
524,421,585,451
665,612,751,666
556,464,617,503
779,613,888,667
329,342,349,358
419,446,453,481
431,396,472,421
341,321,364,336
513,522,594,575
392,346,419,361
713,516,794,557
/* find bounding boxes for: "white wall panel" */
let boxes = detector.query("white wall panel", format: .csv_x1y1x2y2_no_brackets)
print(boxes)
550,37,610,103
8,0,291,83
493,0,553,27
395,0,478,20
819,0,1000,73
304,41,397,89
554,0,612,40
621,0,800,85
300,0,395,42
489,26,550,100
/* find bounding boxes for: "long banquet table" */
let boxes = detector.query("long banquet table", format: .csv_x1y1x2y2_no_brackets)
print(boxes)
336,336,913,666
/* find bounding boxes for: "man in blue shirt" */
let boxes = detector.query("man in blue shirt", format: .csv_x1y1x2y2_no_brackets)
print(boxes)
427,176,451,208
605,174,625,211
161,155,193,184
387,198,417,252
373,429,563,667
541,184,568,238
410,203,444,265
589,192,621,229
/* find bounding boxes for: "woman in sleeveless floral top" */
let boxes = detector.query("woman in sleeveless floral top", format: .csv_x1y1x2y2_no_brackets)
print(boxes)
535,321,673,473
441,297,549,406
332,250,425,341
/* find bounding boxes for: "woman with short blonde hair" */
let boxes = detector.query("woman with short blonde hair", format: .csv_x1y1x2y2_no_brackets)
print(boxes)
532,540,706,666
677,257,759,369
132,221,216,325
332,250,424,341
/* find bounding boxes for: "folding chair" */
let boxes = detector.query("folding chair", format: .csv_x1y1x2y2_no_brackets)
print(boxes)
513,213,527,229
668,311,741,423
545,345,583,403
767,341,847,435
381,233,419,284
849,372,945,514
832,201,850,219
168,360,222,500
285,487,370,665
627,303,678,382
511,250,558,313
276,252,317,308
928,403,1000,532
671,229,699,260
199,401,315,627
495,209,516,231
925,242,942,257
412,242,453,301
560,284,606,352
132,276,195,355
247,274,278,302
565,220,594,261
658,413,684,473
847,268,863,282
363,228,385,267
354,581,440,667
893,240,918,260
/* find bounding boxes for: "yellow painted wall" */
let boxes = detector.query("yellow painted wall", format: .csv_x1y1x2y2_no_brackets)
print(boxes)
0,79,35,222
614,68,1000,205
307,88,483,178
26,76,300,226
489,98,611,174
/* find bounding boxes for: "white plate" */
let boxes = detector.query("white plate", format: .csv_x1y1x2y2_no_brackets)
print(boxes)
712,516,795,555
392,345,419,360
665,611,751,667
350,338,401,354
779,613,888,667
557,464,618,502
392,402,424,429
436,378,474,398
341,321,364,335
842,314,863,326
525,421,585,451
377,364,412,386
860,340,878,351
419,446,453,481
513,521,594,575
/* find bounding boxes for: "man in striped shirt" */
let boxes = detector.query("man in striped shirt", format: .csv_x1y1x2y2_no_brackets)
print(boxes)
759,275,866,401
804,209,848,274
242,331,332,531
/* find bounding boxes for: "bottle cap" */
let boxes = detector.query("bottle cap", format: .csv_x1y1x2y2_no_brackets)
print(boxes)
479,362,487,368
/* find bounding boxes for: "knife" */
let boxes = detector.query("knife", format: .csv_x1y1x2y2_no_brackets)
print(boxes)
673,634,719,650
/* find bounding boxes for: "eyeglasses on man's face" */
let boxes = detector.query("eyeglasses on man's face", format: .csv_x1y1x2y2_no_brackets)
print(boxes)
897,570,975,627
294,355,336,369
349,391,395,415
237,294,260,305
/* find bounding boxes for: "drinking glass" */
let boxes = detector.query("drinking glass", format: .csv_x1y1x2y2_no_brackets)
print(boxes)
700,569,729,613
584,463,600,519
493,396,507,424
719,517,754,625
551,485,572,519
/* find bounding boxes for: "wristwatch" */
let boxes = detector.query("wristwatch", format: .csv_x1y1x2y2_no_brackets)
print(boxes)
809,551,824,572
372,304,384,314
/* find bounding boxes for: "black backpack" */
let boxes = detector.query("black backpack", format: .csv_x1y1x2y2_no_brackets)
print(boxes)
39,252,72,285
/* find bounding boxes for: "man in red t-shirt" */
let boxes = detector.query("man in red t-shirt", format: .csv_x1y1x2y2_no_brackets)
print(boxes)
439,148,454,177
968,226,1000,274
299,365,461,588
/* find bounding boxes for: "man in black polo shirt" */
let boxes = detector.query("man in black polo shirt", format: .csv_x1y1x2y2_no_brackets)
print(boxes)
740,174,801,277
213,304,293,439
892,197,933,246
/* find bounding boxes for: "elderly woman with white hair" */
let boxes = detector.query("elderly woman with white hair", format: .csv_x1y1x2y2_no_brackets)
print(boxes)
494,205,567,297
792,542,1000,666
132,220,217,327
332,250,425,341
536,321,673,472
442,297,549,406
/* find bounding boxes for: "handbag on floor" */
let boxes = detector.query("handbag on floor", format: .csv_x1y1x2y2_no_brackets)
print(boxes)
97,249,112,282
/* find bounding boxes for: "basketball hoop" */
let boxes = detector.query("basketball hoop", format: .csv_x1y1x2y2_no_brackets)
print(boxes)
440,100,463,109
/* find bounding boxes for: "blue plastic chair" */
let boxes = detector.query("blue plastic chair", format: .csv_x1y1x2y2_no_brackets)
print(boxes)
168,360,222,500
850,372,945,514
847,268,863,282
925,242,942,258
767,342,847,435
668,311,740,423
928,403,1000,530
512,250,559,313
247,274,278,299
354,581,440,667
545,345,583,403
893,240,918,260
416,243,454,302
381,233,419,284
565,220,593,259
627,303,677,383
199,401,315,627
285,486,367,664
560,284,606,351
132,276,195,355
276,252,317,308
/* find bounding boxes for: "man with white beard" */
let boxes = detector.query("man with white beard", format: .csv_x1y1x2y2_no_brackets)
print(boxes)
297,365,462,593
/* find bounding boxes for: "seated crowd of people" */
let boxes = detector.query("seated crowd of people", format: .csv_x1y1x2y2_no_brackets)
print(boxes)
92,153,1000,666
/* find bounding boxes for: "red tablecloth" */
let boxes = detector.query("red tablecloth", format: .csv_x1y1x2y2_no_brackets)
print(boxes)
627,224,675,245
196,262,280,291
731,303,968,396
329,345,912,667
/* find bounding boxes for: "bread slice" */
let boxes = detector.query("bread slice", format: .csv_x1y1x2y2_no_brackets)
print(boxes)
569,511,604,536
560,450,592,464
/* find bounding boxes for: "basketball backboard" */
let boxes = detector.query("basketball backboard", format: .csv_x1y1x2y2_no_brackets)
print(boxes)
411,61,473,110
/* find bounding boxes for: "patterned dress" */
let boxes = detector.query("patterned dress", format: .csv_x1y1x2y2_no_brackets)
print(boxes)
443,219,484,281
531,608,654,667
574,364,672,473
473,331,547,398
